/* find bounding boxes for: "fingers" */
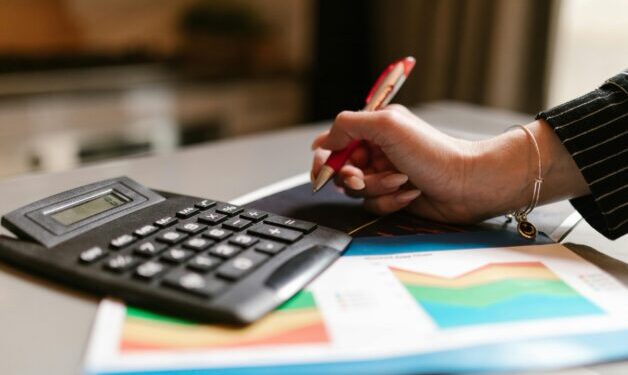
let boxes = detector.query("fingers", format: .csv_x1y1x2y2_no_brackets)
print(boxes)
310,148,331,182
363,189,422,215
310,130,329,150
320,108,407,151
337,169,410,198
335,165,365,192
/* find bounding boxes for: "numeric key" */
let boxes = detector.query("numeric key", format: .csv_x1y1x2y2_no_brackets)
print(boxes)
161,248,194,263
110,234,136,249
203,227,232,241
79,246,108,263
208,243,241,259
104,254,139,273
216,250,269,280
163,269,228,298
229,234,258,247
135,261,169,280
188,254,222,272
157,231,188,245
177,222,207,234
255,240,285,255
183,237,212,251
134,241,167,257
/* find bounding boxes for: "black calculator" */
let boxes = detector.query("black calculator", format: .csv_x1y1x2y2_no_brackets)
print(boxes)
0,177,351,324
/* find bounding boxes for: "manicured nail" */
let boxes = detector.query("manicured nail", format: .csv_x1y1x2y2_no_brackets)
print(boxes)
396,189,421,203
345,176,365,190
382,173,409,188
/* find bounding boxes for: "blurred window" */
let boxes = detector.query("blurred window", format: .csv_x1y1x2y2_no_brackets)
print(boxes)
546,0,628,107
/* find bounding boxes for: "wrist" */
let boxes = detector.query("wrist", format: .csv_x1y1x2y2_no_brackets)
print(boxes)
471,126,537,217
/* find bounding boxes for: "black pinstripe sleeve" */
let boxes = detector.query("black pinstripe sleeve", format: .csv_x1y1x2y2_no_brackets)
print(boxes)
536,70,628,240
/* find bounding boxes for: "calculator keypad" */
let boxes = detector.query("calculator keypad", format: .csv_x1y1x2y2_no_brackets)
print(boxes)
78,198,315,303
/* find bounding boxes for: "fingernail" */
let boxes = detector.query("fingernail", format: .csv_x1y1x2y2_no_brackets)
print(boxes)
382,173,409,188
396,189,421,203
345,176,365,190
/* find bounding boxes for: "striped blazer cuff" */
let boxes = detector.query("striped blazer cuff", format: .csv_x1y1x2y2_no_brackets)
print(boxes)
536,70,628,240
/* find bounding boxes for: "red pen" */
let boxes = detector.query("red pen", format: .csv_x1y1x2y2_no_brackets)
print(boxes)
311,56,416,193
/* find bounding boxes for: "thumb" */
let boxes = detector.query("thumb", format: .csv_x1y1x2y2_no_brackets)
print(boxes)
320,110,399,151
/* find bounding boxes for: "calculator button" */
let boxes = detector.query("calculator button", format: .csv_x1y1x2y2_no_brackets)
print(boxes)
134,224,158,238
104,255,139,273
198,212,227,225
161,248,194,263
188,254,222,272
135,261,169,280
254,240,285,255
208,243,241,259
163,270,228,298
203,227,232,241
229,234,258,247
240,209,268,222
248,224,303,243
110,234,136,249
216,251,269,280
157,231,188,245
79,246,108,263
177,207,199,219
264,216,317,233
177,222,207,234
134,241,167,257
222,217,252,231
195,200,216,210
155,216,178,228
215,204,243,216
183,237,212,251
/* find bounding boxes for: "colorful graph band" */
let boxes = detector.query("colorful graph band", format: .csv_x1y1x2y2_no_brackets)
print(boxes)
120,290,329,352
391,262,604,328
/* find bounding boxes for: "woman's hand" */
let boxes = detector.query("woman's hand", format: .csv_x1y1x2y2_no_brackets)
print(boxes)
310,105,589,224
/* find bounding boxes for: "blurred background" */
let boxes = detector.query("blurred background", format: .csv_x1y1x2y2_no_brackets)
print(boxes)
0,0,626,178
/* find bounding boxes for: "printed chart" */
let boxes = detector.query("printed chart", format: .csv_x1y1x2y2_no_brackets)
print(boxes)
120,290,329,352
391,261,604,328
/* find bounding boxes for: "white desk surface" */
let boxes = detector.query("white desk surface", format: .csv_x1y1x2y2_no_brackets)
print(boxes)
0,102,626,375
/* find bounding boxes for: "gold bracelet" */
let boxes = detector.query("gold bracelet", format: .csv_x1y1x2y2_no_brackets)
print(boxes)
506,124,543,239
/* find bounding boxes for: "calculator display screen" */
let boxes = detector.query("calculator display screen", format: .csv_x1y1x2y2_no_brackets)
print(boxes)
50,192,128,226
